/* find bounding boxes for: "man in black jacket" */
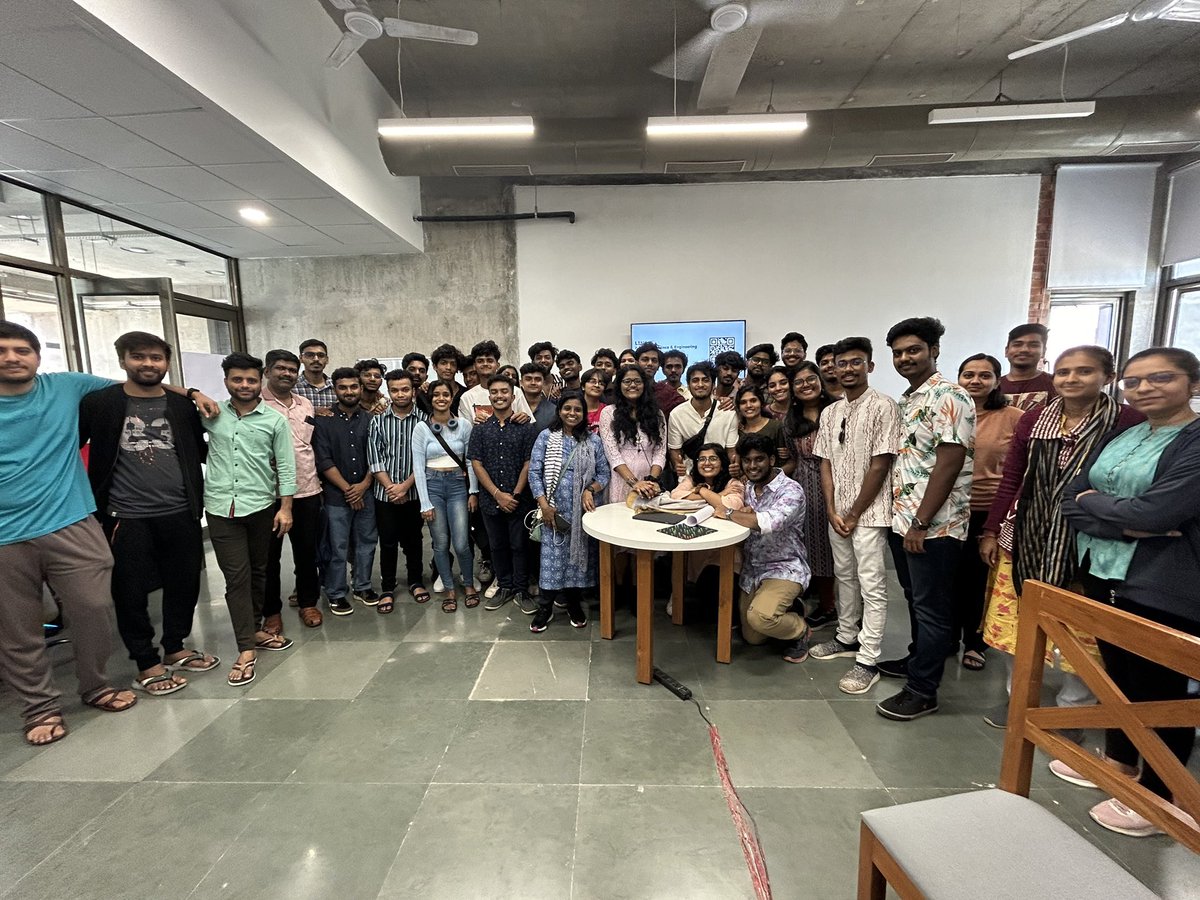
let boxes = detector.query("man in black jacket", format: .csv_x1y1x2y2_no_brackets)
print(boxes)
78,332,218,695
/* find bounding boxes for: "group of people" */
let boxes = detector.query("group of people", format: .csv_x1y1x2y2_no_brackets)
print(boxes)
1,315,1198,843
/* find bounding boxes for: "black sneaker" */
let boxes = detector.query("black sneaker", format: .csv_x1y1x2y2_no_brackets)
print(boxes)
530,607,554,633
328,596,354,616
876,688,939,721
805,608,838,630
354,588,380,606
483,588,510,611
553,596,567,610
876,656,909,679
782,627,812,663
982,703,1008,730
566,596,588,628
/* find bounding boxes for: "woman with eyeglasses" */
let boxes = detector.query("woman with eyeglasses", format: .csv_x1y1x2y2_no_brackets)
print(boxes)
412,381,480,613
952,354,1024,671
580,367,610,434
598,365,666,504
529,391,610,632
1059,347,1200,837
783,361,837,625
766,366,792,420
980,345,1143,731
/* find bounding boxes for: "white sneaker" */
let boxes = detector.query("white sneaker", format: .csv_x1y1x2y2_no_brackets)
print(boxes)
484,580,502,600
473,577,482,591
433,576,445,593
665,599,673,617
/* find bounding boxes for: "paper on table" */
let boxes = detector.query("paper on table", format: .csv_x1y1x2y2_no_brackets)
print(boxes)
684,506,715,527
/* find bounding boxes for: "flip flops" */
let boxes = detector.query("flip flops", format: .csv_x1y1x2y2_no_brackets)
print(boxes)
165,650,221,672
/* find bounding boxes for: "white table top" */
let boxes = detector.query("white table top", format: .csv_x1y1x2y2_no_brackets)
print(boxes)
582,502,749,552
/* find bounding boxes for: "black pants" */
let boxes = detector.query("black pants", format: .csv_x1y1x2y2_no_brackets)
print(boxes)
265,494,322,616
208,507,275,652
1081,574,1199,799
103,509,203,672
376,498,425,593
540,587,583,612
482,505,530,593
951,510,990,654
469,506,492,564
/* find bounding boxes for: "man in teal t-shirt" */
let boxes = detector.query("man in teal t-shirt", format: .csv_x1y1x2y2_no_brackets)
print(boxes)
0,320,215,746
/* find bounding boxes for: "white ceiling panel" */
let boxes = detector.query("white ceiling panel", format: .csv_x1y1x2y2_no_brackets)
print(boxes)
111,111,280,166
270,197,370,226
202,162,332,200
123,166,252,201
117,201,238,229
194,200,304,229
0,123,103,170
316,223,397,245
37,169,180,204
10,117,187,168
0,62,91,119
187,226,287,252
256,224,332,246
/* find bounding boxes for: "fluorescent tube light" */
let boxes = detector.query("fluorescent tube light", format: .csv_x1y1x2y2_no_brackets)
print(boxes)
646,114,808,137
378,116,535,139
238,207,270,223
928,101,1096,124
1007,14,1129,60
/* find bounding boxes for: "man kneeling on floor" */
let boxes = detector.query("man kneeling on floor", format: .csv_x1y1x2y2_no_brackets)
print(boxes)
715,431,812,663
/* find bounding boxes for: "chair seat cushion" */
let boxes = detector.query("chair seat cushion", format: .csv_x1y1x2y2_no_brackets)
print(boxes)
861,789,1158,899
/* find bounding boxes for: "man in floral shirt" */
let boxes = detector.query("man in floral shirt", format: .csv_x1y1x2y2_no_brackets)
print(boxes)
877,317,975,722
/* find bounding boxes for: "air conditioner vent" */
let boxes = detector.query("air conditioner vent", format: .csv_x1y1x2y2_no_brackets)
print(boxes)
663,160,747,174
1108,141,1200,156
867,152,957,167
451,164,534,177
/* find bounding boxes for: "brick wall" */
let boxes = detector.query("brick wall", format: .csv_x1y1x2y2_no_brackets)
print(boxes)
1027,173,1055,324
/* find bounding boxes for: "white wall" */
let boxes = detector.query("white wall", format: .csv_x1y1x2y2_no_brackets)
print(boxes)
516,177,1039,396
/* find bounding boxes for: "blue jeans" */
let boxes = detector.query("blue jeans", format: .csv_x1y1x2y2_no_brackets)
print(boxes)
425,469,473,588
888,532,963,699
323,498,378,599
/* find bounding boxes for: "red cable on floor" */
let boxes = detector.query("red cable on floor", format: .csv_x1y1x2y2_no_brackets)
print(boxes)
705,716,773,900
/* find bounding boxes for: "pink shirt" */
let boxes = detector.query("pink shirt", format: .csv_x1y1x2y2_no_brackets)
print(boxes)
261,385,320,498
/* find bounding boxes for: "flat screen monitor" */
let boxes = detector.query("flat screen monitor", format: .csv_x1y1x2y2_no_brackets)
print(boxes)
629,319,747,380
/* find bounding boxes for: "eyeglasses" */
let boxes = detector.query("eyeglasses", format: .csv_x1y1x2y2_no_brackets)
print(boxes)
835,357,867,369
620,379,643,387
749,356,772,364
586,378,606,386
838,417,847,444
793,377,821,388
301,352,327,360
1118,372,1182,391
696,456,721,464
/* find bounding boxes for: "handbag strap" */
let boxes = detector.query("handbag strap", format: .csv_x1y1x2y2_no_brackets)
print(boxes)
694,399,718,446
431,426,467,473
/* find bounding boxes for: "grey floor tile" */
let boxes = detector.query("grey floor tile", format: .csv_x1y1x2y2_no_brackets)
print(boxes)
433,700,584,785
581,700,718,786
378,783,577,899
4,781,265,900
573,785,755,899
356,643,492,702
145,699,342,783
399,604,513,643
587,639,701,701
706,700,884,789
3,698,235,783
742,787,895,899
0,781,132,885
190,782,426,900
830,699,1005,789
470,641,591,700
293,596,428,641
497,613,595,641
690,640,823,700
594,606,691,643
287,699,467,784
246,641,396,700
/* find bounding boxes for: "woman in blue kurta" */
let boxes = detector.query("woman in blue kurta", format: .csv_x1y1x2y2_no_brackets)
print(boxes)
528,391,610,633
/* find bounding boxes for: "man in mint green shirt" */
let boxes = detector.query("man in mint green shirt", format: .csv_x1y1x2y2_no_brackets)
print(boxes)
202,352,296,688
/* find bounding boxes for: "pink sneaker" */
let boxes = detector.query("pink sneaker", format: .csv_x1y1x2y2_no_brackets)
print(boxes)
1048,758,1097,789
1088,798,1161,837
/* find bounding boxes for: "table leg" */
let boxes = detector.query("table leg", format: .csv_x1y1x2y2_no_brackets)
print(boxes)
599,540,614,640
636,548,654,684
717,545,734,664
671,552,685,626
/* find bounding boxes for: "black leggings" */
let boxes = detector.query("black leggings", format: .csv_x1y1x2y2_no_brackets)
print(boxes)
951,510,989,654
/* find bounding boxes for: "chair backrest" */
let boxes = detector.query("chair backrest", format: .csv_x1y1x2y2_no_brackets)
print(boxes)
1000,580,1200,853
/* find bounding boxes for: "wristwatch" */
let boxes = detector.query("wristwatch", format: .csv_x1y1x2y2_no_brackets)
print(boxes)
185,387,200,398
911,517,931,531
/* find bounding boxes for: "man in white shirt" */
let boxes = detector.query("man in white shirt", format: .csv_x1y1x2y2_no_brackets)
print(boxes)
460,340,532,423
667,362,739,477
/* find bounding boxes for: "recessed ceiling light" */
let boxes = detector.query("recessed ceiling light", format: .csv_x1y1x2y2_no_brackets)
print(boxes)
239,207,270,223
205,269,225,276
120,246,152,254
7,213,35,220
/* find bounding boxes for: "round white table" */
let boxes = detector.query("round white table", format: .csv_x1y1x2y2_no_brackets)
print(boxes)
582,503,749,684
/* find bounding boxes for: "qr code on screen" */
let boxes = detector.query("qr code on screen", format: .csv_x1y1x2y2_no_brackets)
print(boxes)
708,337,737,358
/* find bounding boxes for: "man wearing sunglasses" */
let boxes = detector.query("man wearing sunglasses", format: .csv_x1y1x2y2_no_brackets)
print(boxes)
810,337,900,696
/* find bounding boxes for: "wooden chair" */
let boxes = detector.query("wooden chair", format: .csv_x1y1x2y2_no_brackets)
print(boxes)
857,580,1200,899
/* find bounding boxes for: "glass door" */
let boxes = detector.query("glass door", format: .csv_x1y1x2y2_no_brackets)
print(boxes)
73,276,181,382
174,311,234,400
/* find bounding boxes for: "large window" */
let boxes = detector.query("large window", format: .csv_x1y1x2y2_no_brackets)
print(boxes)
0,266,67,371
1165,259,1200,359
1046,293,1125,368
0,182,52,265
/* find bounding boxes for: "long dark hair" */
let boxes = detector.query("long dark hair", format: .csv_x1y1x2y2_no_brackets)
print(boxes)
548,390,589,441
735,383,767,427
693,442,732,493
611,364,663,445
784,361,833,441
958,353,1008,411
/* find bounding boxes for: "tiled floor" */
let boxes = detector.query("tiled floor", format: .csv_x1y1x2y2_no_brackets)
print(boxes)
2,545,1198,899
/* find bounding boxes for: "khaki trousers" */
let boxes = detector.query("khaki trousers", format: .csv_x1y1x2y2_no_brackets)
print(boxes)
739,577,807,644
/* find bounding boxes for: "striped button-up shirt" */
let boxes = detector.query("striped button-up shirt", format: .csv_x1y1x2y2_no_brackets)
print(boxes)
740,468,811,594
201,399,296,518
367,404,428,503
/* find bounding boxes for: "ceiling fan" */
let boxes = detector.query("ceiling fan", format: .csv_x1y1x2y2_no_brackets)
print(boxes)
1008,0,1200,60
651,1,844,111
324,0,478,70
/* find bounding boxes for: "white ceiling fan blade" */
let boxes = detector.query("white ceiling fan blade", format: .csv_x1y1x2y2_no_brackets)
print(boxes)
752,0,847,26
382,18,479,45
650,29,721,81
1154,0,1200,21
697,24,763,110
1007,13,1130,60
327,0,360,10
325,31,368,68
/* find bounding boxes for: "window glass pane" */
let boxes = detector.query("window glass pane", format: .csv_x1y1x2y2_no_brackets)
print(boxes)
1172,258,1200,279
1047,300,1116,370
0,266,67,370
61,204,231,303
1172,288,1200,358
177,314,233,400
0,182,52,264
80,296,167,381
